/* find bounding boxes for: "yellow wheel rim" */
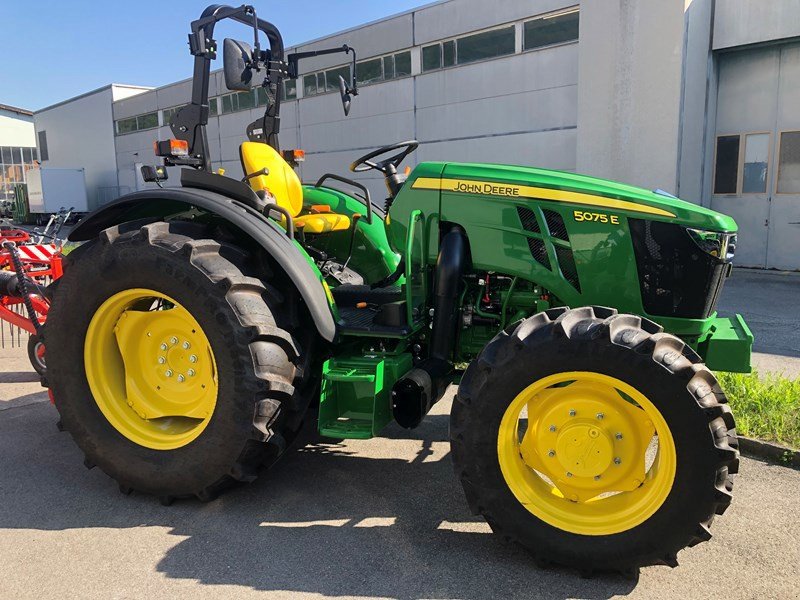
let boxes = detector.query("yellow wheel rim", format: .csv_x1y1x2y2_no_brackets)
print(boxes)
497,371,676,536
84,289,218,450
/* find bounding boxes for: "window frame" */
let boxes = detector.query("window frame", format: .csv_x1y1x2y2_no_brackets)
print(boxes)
522,6,580,54
775,129,800,195
421,23,521,74
712,131,773,196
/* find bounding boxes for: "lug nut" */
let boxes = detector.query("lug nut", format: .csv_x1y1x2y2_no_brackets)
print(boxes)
614,457,622,465
615,432,623,440
165,369,173,377
170,336,179,345
594,475,602,480
547,449,556,457
569,409,576,417
147,332,152,337
182,341,190,349
187,369,195,377
566,472,573,478
158,357,166,364
189,355,198,363
549,424,557,432
596,412,604,420
177,374,185,383
160,343,168,351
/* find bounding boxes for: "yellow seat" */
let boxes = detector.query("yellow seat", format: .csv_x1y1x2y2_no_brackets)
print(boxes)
239,141,350,233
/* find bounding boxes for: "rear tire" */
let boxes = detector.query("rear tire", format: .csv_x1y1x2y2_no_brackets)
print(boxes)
451,306,738,572
45,221,312,500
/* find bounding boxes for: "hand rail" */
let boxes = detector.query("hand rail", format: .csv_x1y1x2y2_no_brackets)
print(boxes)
314,173,373,224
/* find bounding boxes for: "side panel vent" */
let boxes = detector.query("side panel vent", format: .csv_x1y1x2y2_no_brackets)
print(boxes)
555,245,581,292
516,206,541,233
526,237,550,269
543,209,569,241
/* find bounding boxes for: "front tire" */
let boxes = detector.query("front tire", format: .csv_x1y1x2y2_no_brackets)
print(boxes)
451,306,738,572
46,221,310,500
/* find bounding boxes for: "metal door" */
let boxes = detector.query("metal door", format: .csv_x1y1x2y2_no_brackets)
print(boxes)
712,44,800,269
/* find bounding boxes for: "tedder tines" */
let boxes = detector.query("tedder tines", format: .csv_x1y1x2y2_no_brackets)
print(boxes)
43,4,751,573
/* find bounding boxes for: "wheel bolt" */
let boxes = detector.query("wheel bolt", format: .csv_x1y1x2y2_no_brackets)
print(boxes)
188,369,195,377
596,412,604,420
569,409,576,417
170,336,179,345
566,472,573,478
547,449,555,457
158,357,166,364
160,343,168,351
189,354,198,363
147,332,152,337
177,374,185,383
182,341,190,349
614,457,622,465
594,475,602,481
165,369,173,377
549,424,557,432
615,432,623,440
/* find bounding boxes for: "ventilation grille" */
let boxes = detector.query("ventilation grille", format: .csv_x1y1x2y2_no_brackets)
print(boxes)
543,209,569,241
516,206,541,233
555,246,581,292
526,237,550,269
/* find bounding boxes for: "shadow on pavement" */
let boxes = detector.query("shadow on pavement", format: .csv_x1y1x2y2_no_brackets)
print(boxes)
0,371,40,384
0,403,639,600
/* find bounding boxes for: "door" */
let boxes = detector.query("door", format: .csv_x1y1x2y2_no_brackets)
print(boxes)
712,44,800,269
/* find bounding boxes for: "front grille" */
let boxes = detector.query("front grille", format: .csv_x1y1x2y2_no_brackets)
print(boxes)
629,219,731,319
555,245,581,292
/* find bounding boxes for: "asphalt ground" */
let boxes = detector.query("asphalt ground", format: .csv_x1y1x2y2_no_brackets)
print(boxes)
0,268,798,599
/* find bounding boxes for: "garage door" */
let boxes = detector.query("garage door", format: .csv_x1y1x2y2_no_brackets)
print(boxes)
712,43,800,270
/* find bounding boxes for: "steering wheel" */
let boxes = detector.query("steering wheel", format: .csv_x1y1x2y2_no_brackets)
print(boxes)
350,140,419,174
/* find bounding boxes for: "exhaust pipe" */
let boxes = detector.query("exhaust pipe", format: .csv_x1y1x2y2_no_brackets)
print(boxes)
392,226,468,429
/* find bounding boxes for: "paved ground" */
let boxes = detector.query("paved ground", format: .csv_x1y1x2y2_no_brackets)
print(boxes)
0,268,798,599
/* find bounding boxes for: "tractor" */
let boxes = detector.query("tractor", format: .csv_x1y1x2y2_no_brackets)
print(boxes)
44,5,751,573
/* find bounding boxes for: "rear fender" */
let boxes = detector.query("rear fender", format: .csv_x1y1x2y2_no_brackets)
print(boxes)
69,188,336,342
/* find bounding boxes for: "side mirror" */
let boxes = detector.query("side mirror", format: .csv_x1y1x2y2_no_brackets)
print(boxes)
339,76,352,116
223,38,254,91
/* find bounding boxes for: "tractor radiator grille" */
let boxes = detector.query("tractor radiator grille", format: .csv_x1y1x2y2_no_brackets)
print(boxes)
629,219,730,319
554,246,581,293
526,237,550,269
517,205,580,292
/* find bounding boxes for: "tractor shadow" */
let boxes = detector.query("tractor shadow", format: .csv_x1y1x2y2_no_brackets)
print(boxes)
0,401,639,600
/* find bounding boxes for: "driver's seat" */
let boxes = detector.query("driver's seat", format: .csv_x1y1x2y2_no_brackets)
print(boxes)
239,142,350,234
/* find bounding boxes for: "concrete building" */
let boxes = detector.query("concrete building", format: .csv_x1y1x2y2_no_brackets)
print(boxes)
0,104,37,203
32,0,800,269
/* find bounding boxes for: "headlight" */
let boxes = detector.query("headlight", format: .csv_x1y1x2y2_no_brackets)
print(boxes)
686,228,736,261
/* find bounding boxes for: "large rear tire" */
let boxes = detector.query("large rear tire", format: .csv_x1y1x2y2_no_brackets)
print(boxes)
451,306,738,573
45,221,311,500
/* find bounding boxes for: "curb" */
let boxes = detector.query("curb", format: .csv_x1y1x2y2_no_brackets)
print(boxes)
739,436,800,469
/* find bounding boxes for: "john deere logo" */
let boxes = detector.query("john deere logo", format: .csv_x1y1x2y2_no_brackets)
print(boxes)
454,181,521,197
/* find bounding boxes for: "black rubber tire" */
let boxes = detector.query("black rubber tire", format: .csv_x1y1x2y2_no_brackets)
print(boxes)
27,334,46,377
45,221,312,501
451,306,739,573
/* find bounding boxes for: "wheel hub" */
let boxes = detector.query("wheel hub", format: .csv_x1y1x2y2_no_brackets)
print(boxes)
555,422,613,478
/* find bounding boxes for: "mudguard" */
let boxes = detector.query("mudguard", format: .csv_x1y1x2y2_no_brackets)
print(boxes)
69,188,337,342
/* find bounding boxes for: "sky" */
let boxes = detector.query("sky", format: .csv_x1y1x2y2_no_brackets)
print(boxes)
3,0,431,111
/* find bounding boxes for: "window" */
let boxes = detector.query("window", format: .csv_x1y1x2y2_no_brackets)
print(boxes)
237,90,255,110
422,44,441,71
1,147,11,164
713,135,740,194
357,58,383,85
0,145,38,200
115,112,158,135
443,40,456,67
209,98,218,116
394,50,411,77
383,55,395,79
457,25,515,65
777,131,800,194
304,74,317,97
117,117,137,134
283,79,297,100
524,8,580,51
325,65,351,92
162,106,180,125
37,131,48,161
742,133,769,193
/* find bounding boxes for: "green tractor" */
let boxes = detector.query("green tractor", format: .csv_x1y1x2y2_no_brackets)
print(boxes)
45,5,750,573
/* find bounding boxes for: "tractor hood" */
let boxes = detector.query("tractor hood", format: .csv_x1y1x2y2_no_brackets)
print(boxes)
410,162,737,232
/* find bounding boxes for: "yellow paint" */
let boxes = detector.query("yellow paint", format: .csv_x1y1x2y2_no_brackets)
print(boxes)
295,213,351,233
496,371,676,536
84,289,218,450
412,177,676,218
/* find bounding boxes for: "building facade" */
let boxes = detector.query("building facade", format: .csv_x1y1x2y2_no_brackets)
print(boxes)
0,104,37,202
32,0,800,269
